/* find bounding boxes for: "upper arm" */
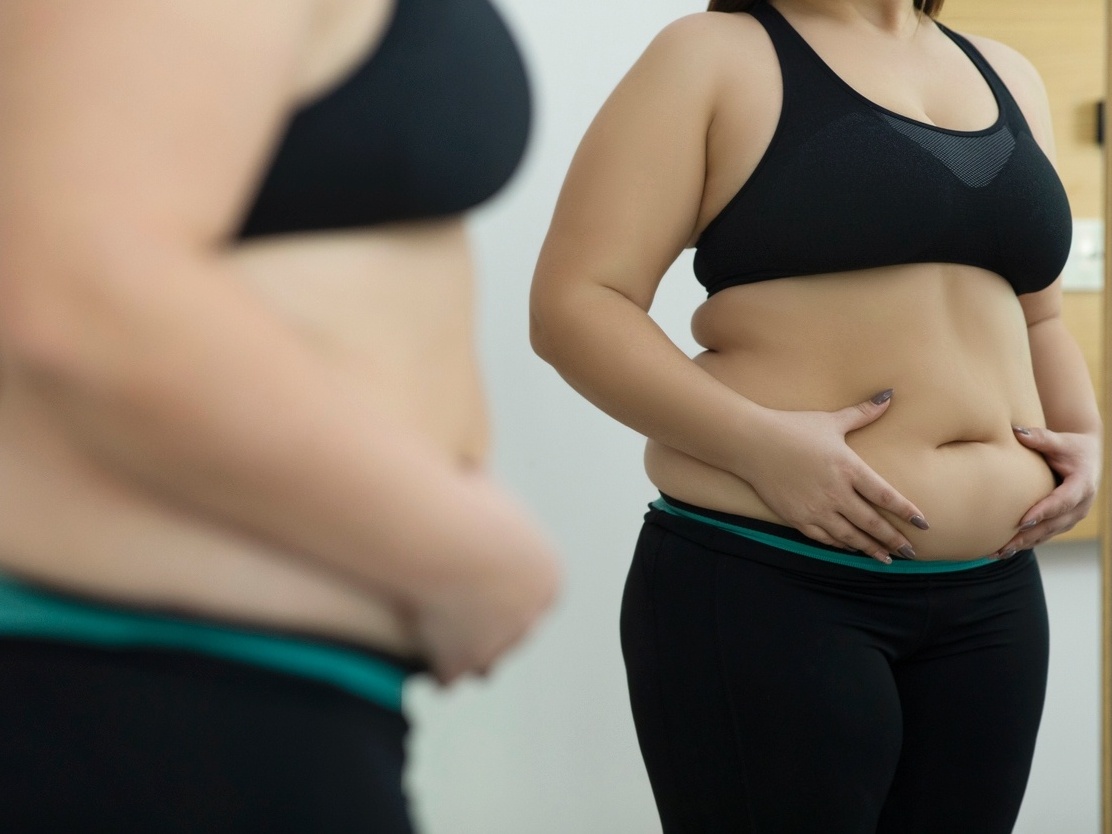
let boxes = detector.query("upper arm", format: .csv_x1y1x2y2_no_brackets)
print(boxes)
0,1,323,280
532,14,727,314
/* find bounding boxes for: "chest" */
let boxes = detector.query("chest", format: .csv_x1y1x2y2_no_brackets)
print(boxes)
237,0,531,239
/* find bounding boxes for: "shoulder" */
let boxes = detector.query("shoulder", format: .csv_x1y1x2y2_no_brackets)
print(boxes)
646,10,772,62
635,11,780,104
947,30,1053,145
957,32,1046,98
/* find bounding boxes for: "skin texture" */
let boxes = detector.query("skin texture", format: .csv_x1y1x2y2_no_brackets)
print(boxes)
531,0,1101,562
0,0,559,684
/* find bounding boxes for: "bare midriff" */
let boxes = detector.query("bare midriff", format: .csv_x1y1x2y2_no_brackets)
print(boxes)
644,262,1055,561
0,219,481,656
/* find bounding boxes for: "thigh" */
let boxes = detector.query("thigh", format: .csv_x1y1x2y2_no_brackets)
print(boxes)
878,553,1050,834
0,639,415,834
621,521,906,834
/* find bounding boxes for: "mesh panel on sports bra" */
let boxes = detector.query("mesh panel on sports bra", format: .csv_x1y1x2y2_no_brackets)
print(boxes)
880,115,1017,189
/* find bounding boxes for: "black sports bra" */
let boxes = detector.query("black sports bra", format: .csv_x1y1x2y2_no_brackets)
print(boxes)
236,0,530,239
693,1,1072,297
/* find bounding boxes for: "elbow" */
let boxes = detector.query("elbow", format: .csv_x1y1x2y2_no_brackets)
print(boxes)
0,235,158,395
527,280,559,363
0,267,87,385
529,276,584,367
528,300,573,370
528,306,556,364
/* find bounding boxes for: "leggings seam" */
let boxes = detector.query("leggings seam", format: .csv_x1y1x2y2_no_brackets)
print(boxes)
713,554,758,833
643,527,688,826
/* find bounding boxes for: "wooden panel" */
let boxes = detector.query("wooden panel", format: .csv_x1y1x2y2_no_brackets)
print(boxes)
1104,42,1112,825
1061,292,1106,541
941,0,1105,217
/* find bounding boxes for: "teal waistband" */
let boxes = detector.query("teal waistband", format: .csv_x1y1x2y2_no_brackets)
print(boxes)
0,573,409,711
651,498,998,574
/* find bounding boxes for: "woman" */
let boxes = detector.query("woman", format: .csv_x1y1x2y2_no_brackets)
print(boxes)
0,0,558,830
531,0,1100,830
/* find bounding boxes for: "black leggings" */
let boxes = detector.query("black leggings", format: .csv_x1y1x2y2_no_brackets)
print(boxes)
620,504,1050,834
0,639,415,833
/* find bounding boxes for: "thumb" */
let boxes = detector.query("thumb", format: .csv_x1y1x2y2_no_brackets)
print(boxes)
1013,425,1061,453
837,388,894,432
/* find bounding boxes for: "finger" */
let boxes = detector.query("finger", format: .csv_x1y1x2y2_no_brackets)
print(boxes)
854,469,930,531
995,513,1083,558
1012,425,1065,456
835,388,895,434
841,498,918,559
434,662,465,687
1029,509,1085,541
1016,488,1086,531
817,516,894,564
799,523,888,563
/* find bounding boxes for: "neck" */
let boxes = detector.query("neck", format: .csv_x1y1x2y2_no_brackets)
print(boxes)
780,0,922,34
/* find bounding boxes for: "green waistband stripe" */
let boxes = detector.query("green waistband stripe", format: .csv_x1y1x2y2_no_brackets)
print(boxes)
0,576,407,710
651,498,996,574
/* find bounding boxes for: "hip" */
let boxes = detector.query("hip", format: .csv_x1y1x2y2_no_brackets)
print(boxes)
627,497,1048,624
645,434,1055,560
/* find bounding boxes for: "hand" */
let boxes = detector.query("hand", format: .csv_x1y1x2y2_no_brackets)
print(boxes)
740,390,929,564
403,475,561,685
992,426,1102,558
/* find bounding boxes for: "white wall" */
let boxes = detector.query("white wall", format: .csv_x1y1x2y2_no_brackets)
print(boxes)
1016,542,1102,834
405,2,1104,830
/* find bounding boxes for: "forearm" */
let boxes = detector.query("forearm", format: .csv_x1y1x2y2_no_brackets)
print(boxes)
1027,315,1102,436
5,243,545,606
531,283,769,477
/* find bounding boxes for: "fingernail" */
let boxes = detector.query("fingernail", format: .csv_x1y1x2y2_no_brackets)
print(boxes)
1000,548,1017,560
1020,519,1038,531
871,389,894,405
910,515,930,531
1013,426,1031,436
875,551,893,565
897,545,917,560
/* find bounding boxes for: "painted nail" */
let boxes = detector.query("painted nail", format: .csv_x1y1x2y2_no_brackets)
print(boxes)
875,551,893,565
1013,426,1031,436
897,545,917,560
1020,519,1038,531
871,389,894,405
910,515,930,531
999,548,1017,560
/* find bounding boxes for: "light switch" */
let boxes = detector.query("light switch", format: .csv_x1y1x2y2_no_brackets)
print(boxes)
1060,218,1104,291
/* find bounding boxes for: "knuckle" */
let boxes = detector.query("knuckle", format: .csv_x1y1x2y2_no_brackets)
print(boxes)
798,501,825,522
802,525,832,546
839,528,876,553
862,515,886,536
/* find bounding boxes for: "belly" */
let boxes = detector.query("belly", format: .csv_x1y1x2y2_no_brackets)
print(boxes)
646,264,1056,560
0,220,484,653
